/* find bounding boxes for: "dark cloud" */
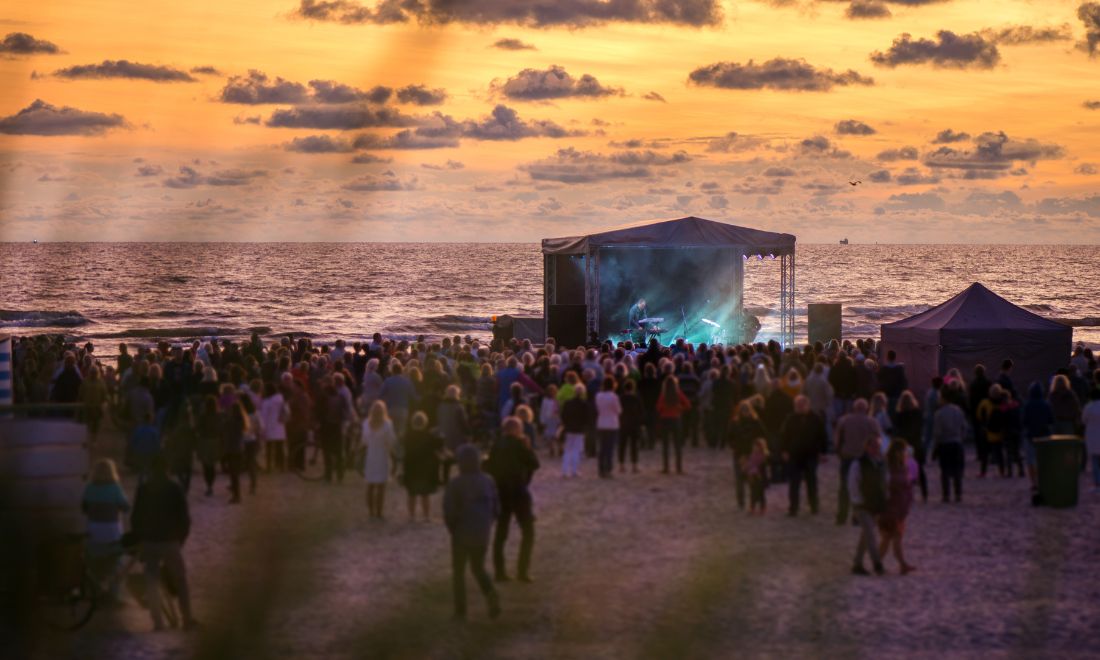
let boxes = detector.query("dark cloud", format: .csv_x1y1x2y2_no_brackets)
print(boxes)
221,70,309,104
0,32,61,55
895,167,941,185
350,152,393,164
396,84,447,105
492,65,623,101
421,159,465,170
265,104,414,129
643,91,667,102
163,165,267,188
871,31,1000,68
52,59,196,82
341,171,418,192
798,135,851,158
190,65,221,75
846,1,891,19
292,0,723,28
432,104,580,141
868,169,891,182
284,134,355,152
688,58,874,91
1084,100,1100,109
135,164,163,177
981,24,1072,45
887,192,946,211
923,131,1064,171
233,115,261,125
834,119,876,135
493,38,536,50
0,99,128,136
877,146,919,160
932,129,970,143
705,132,767,152
354,130,459,150
1079,2,1100,56
763,166,796,177
1075,163,1098,175
520,147,690,183
1035,194,1100,217
309,79,392,104
608,138,667,148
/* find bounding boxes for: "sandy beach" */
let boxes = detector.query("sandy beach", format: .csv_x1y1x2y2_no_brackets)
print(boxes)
23,429,1100,660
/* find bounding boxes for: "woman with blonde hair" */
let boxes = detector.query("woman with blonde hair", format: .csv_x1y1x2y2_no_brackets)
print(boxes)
82,458,130,598
362,400,397,520
878,438,917,575
79,365,109,442
729,400,767,509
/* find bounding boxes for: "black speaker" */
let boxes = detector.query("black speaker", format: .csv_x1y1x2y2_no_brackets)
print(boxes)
808,303,842,345
548,305,587,348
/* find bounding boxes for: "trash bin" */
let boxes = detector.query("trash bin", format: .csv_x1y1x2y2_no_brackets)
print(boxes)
1035,435,1084,508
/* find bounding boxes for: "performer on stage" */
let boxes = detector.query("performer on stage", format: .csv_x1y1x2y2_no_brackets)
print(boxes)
627,298,648,344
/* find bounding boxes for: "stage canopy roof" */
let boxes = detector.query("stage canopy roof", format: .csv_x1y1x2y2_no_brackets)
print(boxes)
541,216,796,257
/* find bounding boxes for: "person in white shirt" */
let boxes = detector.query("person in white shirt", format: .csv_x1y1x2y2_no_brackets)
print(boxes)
595,377,622,479
259,381,288,472
1082,389,1100,493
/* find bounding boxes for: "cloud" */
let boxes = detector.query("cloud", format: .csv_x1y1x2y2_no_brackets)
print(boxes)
729,177,786,195
763,166,797,176
688,58,874,91
642,91,667,102
492,65,623,101
520,147,690,183
493,38,536,50
876,145,919,160
846,1,891,19
894,167,941,185
341,171,418,191
923,131,1064,171
1084,100,1100,109
421,159,465,170
981,24,1073,46
265,104,414,129
932,128,970,143
870,31,1000,68
705,131,767,152
350,152,392,164
1075,163,1098,175
284,134,355,152
887,192,946,211
0,99,128,136
292,0,723,28
221,70,309,104
1035,194,1100,217
0,32,61,55
135,164,163,177
308,79,392,104
353,130,459,150
52,59,196,82
233,115,261,125
163,165,267,188
608,138,667,148
190,65,221,75
834,119,876,135
396,84,447,105
388,104,581,143
868,169,891,182
798,135,851,158
1080,2,1100,56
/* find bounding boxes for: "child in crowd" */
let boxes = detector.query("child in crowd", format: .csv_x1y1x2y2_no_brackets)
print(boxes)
744,437,770,515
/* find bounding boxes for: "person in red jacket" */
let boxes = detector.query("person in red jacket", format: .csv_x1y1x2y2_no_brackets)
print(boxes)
656,376,691,474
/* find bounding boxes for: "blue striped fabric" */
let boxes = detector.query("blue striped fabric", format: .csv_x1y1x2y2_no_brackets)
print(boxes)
0,336,11,407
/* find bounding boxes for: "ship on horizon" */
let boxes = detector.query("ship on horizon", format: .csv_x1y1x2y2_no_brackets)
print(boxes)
839,238,849,245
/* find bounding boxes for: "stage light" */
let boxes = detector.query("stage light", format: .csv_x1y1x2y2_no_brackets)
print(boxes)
758,254,764,260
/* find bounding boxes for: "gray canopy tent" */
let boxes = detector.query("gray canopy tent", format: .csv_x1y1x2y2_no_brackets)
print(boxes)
541,216,796,347
880,283,1072,397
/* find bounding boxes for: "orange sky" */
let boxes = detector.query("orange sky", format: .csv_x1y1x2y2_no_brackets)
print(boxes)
1,0,1098,242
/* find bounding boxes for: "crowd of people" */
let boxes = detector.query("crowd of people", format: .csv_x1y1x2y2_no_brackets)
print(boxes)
9,331,1100,622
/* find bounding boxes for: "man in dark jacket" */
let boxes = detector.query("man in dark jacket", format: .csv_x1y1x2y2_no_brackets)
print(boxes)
443,444,501,621
131,455,198,631
780,396,827,516
848,436,886,576
487,417,540,582
877,351,908,406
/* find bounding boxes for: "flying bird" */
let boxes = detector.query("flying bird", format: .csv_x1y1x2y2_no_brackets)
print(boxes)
848,180,861,186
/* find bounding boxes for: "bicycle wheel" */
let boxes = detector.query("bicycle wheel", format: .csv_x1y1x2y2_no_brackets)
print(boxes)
291,440,326,481
42,571,97,630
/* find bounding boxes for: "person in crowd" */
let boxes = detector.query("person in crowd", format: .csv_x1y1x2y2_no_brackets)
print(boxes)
997,359,1017,401
932,392,967,503
560,384,588,478
221,399,248,504
195,395,221,496
656,376,691,475
877,351,908,410
362,400,397,520
892,391,927,502
763,376,794,484
539,383,561,458
239,393,262,495
780,395,827,517
618,379,644,473
259,382,287,472
729,399,767,510
78,365,109,442
487,416,540,583
594,377,622,479
1021,382,1054,494
437,384,470,483
443,444,502,622
834,398,881,525
285,379,313,473
403,411,443,521
877,438,917,575
130,455,198,631
743,437,769,515
1048,374,1082,435
848,434,886,577
870,392,893,449
380,362,417,441
318,377,352,484
82,459,131,600
1083,389,1100,493
968,365,992,476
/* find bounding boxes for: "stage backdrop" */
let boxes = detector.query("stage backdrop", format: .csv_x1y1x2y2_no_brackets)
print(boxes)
597,246,741,345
